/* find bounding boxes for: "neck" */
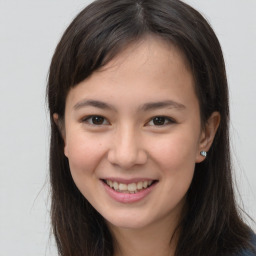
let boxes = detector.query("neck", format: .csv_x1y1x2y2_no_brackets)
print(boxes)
109,214,180,256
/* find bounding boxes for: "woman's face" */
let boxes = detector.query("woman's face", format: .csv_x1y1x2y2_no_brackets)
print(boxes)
62,37,207,230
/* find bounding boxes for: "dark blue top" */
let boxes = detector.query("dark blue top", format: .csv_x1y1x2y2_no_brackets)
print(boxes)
238,233,256,256
239,249,256,256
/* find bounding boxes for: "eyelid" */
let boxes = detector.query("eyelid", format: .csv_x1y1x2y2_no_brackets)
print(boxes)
146,116,176,126
81,115,110,125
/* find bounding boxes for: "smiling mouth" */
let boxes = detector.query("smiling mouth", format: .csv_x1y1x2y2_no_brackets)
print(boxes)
102,179,157,193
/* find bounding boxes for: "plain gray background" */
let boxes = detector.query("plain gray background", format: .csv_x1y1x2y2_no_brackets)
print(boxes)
0,0,255,255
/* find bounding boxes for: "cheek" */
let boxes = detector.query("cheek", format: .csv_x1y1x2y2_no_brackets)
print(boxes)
65,131,106,175
64,132,109,201
150,131,199,171
150,132,198,208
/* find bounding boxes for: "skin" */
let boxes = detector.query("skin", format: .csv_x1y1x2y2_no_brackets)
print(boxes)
54,37,220,256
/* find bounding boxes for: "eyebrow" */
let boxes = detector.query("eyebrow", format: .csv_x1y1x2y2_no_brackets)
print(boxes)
73,99,116,111
73,99,185,111
140,100,186,111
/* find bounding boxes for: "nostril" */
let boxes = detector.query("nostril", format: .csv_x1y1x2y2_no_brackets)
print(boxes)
107,146,148,169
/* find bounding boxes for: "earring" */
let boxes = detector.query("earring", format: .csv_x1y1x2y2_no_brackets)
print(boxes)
200,151,207,157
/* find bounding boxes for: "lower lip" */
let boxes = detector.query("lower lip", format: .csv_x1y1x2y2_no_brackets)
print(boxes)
102,181,157,203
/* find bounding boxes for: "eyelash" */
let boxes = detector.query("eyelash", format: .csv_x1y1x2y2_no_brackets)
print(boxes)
146,116,176,126
81,115,176,127
82,115,110,126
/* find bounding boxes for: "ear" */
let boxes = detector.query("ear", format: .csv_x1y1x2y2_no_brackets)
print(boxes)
53,113,68,157
196,111,220,163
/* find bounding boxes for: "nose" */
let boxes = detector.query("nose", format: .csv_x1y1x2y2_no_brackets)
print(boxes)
107,125,148,169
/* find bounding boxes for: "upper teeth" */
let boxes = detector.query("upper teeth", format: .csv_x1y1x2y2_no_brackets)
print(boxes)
106,180,153,193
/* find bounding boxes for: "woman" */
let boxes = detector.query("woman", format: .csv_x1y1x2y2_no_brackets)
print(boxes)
47,0,256,255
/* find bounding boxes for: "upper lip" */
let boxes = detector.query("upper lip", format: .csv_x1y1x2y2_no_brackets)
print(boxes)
101,177,157,184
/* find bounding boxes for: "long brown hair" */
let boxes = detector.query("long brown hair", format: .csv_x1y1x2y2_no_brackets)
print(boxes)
47,0,254,255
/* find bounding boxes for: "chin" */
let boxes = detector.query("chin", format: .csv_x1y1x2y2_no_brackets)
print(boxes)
108,219,149,230
103,210,157,230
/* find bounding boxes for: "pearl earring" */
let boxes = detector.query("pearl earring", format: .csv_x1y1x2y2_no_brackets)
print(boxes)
200,151,207,157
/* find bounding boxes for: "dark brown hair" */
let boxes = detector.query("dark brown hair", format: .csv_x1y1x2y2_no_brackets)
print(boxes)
47,0,254,255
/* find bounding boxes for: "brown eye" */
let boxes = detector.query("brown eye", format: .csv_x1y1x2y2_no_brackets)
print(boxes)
152,117,166,125
83,116,109,125
91,116,105,125
147,116,175,126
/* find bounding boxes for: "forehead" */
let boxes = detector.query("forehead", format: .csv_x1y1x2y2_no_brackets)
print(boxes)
65,36,197,112
99,36,191,77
